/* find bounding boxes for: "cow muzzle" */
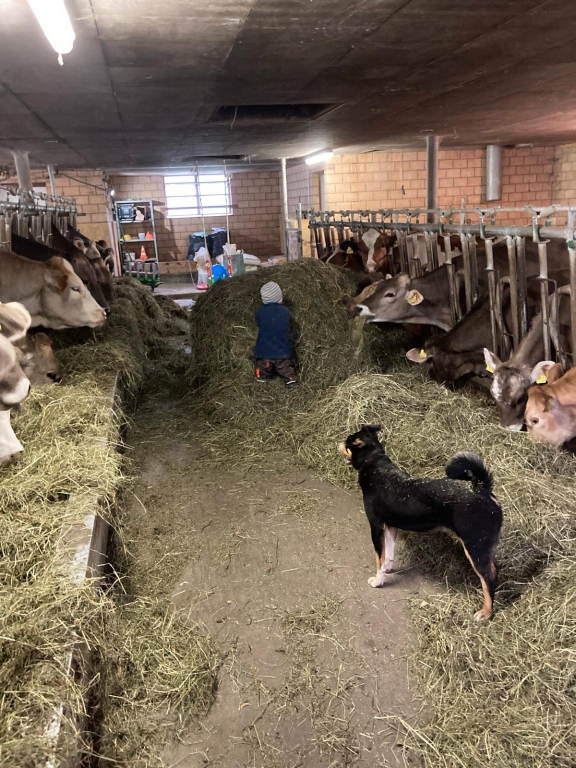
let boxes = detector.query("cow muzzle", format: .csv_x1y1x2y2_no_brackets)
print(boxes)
354,304,375,319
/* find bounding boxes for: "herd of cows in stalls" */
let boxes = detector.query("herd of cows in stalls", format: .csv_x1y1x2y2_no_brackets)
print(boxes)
0,226,114,462
325,229,576,447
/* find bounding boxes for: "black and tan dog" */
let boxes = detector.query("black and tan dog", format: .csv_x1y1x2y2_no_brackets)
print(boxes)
338,425,503,620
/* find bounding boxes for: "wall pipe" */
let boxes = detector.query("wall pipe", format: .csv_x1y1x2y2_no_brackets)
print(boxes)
13,151,33,198
426,135,439,223
486,145,503,202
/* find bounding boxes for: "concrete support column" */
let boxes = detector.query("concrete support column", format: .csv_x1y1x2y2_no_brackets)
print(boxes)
426,135,439,223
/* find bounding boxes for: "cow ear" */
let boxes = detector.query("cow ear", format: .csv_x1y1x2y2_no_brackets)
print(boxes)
0,302,32,342
406,347,431,363
385,273,392,279
46,258,70,292
530,361,559,384
405,289,424,306
483,348,502,375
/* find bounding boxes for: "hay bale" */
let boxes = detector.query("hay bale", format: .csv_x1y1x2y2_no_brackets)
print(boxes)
189,259,381,391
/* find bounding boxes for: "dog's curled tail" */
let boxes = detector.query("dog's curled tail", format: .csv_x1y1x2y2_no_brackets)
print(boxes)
445,452,493,493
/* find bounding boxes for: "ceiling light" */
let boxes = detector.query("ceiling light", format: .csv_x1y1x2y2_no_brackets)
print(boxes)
28,0,75,66
305,150,334,166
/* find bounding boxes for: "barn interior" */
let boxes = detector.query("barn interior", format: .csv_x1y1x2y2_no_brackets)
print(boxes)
1,2,576,768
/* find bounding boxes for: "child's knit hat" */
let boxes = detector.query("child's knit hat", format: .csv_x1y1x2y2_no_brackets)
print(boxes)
260,281,283,304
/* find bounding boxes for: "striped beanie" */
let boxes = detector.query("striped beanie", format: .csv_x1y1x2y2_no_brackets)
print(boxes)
260,281,283,304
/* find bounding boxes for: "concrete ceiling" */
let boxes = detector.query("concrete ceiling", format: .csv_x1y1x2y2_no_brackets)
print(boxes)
1,0,576,171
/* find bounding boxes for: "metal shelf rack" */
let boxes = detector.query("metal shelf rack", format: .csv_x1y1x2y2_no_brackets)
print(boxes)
114,198,160,286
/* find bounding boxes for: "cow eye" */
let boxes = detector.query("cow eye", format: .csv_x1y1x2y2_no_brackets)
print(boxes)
530,417,540,425
384,292,395,298
71,286,81,293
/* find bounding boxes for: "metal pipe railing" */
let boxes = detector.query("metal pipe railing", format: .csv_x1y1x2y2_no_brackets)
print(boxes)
309,204,576,366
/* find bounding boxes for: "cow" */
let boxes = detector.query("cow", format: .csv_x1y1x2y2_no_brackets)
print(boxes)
95,239,116,273
322,240,366,272
0,249,107,329
0,302,32,464
352,238,571,330
66,225,115,304
484,291,571,430
10,232,110,313
525,362,576,445
404,275,568,386
14,333,62,386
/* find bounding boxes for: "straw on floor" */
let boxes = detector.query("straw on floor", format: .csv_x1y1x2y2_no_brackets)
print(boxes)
189,259,576,768
0,282,219,768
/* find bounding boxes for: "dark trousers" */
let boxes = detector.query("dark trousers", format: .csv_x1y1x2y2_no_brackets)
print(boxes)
255,358,298,383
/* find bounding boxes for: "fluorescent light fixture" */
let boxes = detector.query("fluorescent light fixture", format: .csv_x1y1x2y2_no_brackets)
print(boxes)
28,0,75,65
305,150,334,166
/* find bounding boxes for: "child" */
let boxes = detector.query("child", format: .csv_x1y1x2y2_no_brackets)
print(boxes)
254,281,298,385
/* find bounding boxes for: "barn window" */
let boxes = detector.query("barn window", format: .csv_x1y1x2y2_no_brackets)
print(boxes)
164,173,232,218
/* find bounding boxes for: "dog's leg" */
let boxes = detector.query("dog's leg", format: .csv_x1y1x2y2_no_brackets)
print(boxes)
460,543,498,621
368,525,386,587
382,526,397,573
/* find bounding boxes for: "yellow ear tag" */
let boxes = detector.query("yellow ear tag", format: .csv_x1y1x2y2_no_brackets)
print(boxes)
408,293,420,305
536,374,547,384
419,349,427,359
486,364,494,374
346,247,354,254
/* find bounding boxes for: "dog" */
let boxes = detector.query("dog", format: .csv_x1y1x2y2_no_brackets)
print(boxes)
338,425,503,620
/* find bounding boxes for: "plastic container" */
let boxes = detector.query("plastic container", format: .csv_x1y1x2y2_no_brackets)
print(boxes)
138,232,146,240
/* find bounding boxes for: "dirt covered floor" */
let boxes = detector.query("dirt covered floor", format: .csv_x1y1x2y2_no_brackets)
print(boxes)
121,392,433,768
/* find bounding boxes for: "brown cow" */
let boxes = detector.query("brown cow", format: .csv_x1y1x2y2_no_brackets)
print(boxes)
484,291,572,430
0,250,107,329
525,363,576,445
405,274,569,386
14,333,62,385
67,225,115,304
11,232,110,313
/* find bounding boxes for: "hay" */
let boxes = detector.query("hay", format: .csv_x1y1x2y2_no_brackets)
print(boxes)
190,259,383,392
189,262,575,768
0,278,213,768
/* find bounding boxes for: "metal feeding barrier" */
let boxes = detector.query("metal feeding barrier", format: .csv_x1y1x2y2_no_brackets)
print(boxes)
0,185,80,250
307,205,576,366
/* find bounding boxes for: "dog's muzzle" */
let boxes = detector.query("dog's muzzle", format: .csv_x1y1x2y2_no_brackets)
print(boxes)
337,442,352,463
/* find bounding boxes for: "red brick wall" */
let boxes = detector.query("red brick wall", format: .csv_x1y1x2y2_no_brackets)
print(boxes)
110,171,282,261
312,147,556,218
10,168,113,243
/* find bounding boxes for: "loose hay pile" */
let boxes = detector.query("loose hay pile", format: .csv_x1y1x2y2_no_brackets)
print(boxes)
190,261,576,768
0,281,218,767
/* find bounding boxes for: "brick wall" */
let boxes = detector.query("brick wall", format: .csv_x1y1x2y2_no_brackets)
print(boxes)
9,168,113,243
309,147,556,218
110,171,282,261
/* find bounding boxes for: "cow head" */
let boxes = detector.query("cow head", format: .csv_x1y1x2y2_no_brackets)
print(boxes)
406,343,485,386
525,362,576,445
41,257,107,329
351,274,426,322
359,230,393,273
483,348,537,431
15,333,62,386
0,304,31,410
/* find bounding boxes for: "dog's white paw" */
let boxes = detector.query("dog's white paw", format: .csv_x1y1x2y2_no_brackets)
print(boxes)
474,608,492,622
368,575,385,588
383,561,394,573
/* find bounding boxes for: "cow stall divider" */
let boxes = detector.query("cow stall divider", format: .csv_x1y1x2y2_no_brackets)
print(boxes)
307,205,576,365
0,185,80,251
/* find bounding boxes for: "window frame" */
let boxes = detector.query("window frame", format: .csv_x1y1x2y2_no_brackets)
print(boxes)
164,173,232,218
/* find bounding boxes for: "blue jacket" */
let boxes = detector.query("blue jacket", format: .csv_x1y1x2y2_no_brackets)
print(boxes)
254,303,292,360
